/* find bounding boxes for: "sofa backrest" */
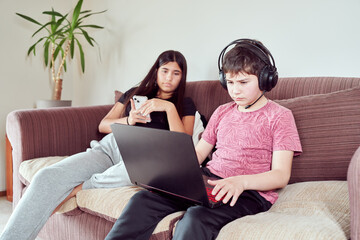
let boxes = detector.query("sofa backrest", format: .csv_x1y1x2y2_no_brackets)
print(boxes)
185,77,360,183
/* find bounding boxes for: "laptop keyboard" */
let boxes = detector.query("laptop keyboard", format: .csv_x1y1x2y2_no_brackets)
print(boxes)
205,187,224,203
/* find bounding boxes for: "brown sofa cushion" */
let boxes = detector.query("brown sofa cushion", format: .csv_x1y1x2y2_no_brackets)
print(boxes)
274,86,360,183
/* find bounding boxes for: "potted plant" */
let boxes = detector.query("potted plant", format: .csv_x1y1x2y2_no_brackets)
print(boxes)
16,0,106,107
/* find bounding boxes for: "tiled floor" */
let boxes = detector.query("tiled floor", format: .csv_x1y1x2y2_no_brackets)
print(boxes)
0,196,12,235
0,196,42,239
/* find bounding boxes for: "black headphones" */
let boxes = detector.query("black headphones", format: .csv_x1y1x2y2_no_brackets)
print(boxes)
218,39,278,91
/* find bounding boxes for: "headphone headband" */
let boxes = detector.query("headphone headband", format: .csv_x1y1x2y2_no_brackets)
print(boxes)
218,38,278,92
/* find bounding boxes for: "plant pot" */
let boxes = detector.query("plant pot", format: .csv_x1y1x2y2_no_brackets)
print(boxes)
36,99,72,109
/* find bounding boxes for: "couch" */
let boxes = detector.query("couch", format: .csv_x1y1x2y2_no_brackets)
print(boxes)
6,77,360,240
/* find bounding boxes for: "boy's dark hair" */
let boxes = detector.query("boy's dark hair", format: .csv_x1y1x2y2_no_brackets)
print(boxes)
219,39,278,91
222,44,266,78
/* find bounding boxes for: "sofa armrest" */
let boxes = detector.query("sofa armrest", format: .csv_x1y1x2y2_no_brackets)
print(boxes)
348,146,360,240
6,104,112,206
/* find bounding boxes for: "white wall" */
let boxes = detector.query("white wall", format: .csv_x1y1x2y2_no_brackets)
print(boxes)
0,0,359,191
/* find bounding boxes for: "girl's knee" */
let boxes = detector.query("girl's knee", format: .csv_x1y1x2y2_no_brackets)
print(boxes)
31,166,67,186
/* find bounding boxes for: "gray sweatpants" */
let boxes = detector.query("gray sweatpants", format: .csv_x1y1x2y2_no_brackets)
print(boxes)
0,133,131,240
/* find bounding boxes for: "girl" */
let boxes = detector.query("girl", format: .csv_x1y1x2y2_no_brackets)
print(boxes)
0,50,196,240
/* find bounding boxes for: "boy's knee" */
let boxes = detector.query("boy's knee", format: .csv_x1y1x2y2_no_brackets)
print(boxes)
131,190,155,203
183,206,204,220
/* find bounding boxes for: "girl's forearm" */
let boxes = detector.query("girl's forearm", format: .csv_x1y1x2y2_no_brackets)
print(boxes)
98,117,128,133
165,103,187,134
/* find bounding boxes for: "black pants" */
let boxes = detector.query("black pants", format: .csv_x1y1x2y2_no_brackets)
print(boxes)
105,169,272,240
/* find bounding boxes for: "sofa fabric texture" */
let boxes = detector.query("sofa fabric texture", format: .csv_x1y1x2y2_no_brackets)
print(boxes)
7,77,360,239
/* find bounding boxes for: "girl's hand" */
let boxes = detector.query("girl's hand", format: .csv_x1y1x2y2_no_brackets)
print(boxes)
127,99,151,125
138,98,174,116
208,176,245,207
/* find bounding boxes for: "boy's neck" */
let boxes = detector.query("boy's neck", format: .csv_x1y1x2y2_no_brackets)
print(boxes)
237,96,268,112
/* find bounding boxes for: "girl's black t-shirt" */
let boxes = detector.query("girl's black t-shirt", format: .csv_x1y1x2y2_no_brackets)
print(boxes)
118,89,196,130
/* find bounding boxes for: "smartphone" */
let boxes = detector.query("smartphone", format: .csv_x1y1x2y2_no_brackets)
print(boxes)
132,95,151,122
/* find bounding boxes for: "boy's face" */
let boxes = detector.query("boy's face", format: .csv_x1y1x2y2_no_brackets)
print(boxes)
225,72,263,109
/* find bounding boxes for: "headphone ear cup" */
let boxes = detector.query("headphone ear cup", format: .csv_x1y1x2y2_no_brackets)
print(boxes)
258,66,269,91
268,69,278,91
219,70,227,89
259,65,278,91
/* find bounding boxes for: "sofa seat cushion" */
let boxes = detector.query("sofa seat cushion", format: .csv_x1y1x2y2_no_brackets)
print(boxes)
19,156,68,185
76,187,141,222
18,156,81,214
76,187,185,237
217,181,349,240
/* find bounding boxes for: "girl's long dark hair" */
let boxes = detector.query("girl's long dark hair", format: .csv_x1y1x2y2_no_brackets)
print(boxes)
121,50,187,117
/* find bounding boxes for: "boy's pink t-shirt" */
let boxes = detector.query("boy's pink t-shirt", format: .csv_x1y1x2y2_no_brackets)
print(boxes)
202,100,302,204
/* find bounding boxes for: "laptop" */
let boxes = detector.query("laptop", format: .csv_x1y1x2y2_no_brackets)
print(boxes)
110,123,224,208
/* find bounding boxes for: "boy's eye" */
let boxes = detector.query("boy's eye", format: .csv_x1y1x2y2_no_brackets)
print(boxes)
226,81,233,85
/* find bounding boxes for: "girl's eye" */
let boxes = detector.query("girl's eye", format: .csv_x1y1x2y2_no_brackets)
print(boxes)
226,81,233,85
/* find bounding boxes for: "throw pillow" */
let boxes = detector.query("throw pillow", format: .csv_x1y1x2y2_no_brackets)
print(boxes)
274,86,360,183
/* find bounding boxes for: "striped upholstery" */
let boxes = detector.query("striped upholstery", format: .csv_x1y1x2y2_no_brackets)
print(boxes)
7,77,360,239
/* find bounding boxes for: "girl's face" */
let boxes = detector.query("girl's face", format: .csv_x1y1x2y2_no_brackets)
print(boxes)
156,61,182,96
225,72,264,110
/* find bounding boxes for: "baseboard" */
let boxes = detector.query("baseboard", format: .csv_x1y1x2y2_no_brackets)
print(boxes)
0,191,6,197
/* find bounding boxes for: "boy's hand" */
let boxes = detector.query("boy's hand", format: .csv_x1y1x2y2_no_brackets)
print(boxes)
208,176,245,207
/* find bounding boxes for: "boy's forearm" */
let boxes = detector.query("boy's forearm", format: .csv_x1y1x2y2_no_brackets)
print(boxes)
239,169,290,192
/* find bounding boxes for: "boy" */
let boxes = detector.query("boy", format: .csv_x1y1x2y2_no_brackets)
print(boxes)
105,39,302,240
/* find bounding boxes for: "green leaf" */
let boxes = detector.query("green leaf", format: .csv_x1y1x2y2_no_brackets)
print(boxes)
42,10,64,18
79,28,93,46
71,0,83,30
27,44,37,56
70,37,75,58
80,10,92,14
78,10,107,22
31,21,53,37
79,24,104,29
43,40,51,66
50,8,56,33
60,49,67,72
16,13,42,26
53,38,67,61
75,38,85,72
54,14,68,31
27,37,46,56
